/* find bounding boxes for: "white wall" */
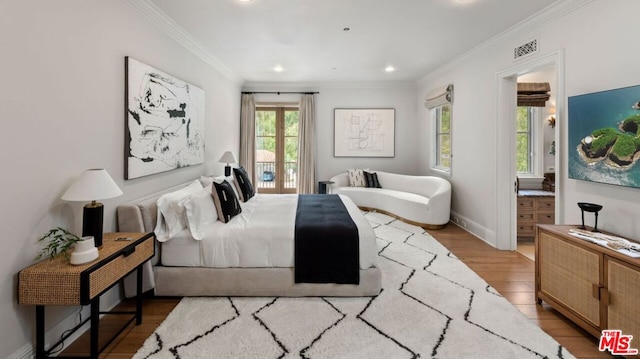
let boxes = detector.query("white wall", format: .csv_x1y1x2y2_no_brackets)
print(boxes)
243,82,419,184
0,1,240,357
417,0,640,245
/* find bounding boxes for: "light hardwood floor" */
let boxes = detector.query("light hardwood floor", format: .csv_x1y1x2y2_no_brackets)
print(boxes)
517,237,536,261
62,224,614,358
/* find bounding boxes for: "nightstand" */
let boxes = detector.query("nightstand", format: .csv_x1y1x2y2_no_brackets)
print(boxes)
318,180,335,194
18,232,155,359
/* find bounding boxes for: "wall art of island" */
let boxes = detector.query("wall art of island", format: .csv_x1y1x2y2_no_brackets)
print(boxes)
568,84,640,188
125,57,205,179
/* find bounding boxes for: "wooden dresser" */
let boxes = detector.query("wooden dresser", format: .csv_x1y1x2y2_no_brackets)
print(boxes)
517,191,555,238
535,225,640,356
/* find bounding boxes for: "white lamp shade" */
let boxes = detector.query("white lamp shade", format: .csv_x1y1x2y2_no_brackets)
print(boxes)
218,151,237,164
61,169,123,202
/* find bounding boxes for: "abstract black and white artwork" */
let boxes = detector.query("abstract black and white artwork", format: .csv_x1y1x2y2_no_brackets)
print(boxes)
125,57,205,179
334,108,395,157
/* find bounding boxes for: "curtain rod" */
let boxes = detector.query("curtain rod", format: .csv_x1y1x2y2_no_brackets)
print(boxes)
241,91,319,95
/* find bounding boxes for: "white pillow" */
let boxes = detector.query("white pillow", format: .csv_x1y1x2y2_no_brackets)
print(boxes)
185,189,218,240
154,211,170,243
199,175,215,188
154,180,203,242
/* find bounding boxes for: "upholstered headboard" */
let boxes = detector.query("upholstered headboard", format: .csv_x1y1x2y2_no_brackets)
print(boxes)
117,198,158,233
117,181,193,233
117,180,195,297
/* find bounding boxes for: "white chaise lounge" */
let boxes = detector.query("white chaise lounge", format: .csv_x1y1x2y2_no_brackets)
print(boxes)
329,171,451,229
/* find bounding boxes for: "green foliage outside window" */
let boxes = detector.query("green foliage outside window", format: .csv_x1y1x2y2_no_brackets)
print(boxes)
516,107,531,173
436,105,451,168
256,110,276,154
256,109,299,162
284,111,299,162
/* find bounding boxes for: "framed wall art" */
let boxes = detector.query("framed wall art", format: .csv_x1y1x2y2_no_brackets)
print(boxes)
568,84,640,188
125,57,205,179
334,108,395,157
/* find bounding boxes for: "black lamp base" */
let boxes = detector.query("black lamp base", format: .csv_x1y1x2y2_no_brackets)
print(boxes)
224,165,231,177
82,204,104,248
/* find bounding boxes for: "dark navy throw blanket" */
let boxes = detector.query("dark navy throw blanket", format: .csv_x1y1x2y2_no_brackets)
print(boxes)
294,194,360,284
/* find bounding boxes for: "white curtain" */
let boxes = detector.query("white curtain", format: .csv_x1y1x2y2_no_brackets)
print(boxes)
239,93,256,184
297,94,316,194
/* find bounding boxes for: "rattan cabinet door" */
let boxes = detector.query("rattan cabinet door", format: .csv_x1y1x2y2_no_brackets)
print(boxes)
539,231,601,327
606,258,640,342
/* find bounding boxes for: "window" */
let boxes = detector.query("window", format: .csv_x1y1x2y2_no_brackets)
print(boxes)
255,106,299,194
516,107,533,174
432,104,451,173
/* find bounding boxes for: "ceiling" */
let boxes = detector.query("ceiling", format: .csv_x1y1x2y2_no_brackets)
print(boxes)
148,0,559,83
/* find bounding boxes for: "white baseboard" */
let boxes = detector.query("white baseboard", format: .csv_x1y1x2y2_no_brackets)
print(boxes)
6,344,32,359
9,285,123,359
449,211,497,248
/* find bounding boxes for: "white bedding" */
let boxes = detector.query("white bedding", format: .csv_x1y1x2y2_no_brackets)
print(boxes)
160,194,377,269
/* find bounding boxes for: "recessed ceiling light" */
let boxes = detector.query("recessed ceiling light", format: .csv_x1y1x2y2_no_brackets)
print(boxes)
385,65,395,73
274,65,284,72
238,0,253,2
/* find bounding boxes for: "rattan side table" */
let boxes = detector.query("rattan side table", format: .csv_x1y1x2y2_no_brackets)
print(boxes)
18,232,155,359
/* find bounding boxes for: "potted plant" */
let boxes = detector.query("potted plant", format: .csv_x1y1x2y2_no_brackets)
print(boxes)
35,227,82,261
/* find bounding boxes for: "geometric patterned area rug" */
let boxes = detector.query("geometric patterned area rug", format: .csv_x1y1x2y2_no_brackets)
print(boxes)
134,212,575,359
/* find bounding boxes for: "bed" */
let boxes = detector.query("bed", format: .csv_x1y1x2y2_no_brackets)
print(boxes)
117,177,382,297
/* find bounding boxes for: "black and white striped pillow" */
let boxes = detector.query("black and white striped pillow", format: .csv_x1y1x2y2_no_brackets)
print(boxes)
233,167,255,202
347,169,366,187
211,180,242,223
364,171,382,188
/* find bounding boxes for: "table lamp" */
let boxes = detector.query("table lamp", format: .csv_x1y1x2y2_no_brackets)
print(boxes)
218,151,237,176
61,169,123,248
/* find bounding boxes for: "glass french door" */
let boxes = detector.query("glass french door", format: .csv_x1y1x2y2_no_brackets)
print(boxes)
255,106,299,193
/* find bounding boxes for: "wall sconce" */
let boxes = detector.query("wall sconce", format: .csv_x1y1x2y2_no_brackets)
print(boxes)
218,151,237,176
61,169,123,248
546,103,556,128
547,114,556,128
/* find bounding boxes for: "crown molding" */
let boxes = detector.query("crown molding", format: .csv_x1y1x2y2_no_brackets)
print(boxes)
123,0,242,84
243,81,416,91
416,0,595,85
